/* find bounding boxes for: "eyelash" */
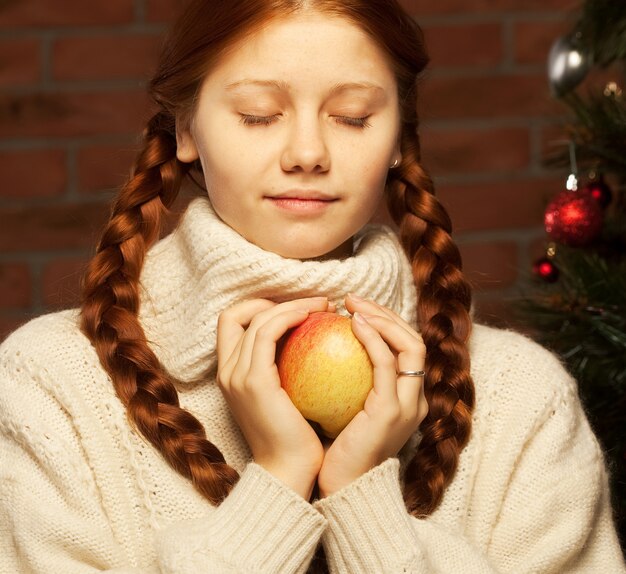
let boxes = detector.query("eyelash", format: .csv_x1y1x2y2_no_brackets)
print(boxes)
239,114,278,126
338,115,371,129
238,114,372,129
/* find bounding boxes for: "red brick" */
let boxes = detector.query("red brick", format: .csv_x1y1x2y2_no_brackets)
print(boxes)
0,203,110,253
77,143,137,194
541,122,569,160
0,0,134,28
459,241,519,289
42,257,88,310
0,148,67,199
436,177,560,233
421,127,531,175
400,0,575,16
0,263,31,310
419,74,559,119
53,34,163,82
0,38,41,87
145,0,180,22
423,23,503,68
0,90,153,139
514,20,571,65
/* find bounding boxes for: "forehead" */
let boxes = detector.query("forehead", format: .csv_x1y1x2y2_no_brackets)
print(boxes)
205,12,397,91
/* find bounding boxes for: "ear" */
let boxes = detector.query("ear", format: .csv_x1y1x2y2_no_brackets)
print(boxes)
391,133,402,166
394,136,402,158
390,147,402,168
176,127,200,163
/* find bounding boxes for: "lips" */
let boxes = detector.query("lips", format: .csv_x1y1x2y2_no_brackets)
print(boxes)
264,191,337,214
268,190,336,201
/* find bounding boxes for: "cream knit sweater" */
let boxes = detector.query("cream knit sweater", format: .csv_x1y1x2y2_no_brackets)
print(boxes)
0,197,624,573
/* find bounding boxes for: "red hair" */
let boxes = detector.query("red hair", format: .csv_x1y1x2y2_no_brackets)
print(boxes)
80,0,474,520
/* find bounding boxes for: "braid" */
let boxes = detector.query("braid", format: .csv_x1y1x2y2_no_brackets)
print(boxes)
80,112,239,504
388,134,475,516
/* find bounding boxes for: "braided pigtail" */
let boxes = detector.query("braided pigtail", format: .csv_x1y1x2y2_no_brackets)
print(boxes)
80,111,239,504
387,133,475,516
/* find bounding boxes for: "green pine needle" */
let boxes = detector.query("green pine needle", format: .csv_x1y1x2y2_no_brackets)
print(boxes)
577,0,626,66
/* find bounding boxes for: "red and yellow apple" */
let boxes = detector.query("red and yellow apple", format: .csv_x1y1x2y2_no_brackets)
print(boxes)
276,311,373,439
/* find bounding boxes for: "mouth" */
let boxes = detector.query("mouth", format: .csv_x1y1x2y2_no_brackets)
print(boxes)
264,190,338,214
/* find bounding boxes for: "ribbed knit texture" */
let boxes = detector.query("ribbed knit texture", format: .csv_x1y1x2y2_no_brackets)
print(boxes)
1,196,624,573
138,197,418,383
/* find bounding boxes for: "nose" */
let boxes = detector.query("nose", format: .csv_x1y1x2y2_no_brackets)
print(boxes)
280,114,330,173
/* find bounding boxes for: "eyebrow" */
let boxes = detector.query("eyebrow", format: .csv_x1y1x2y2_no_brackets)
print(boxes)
225,79,386,96
225,79,290,92
328,82,386,96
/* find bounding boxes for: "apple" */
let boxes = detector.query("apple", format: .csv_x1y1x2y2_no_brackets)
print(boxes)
276,311,373,439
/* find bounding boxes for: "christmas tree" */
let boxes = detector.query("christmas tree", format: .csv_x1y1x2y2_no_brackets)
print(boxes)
518,0,626,548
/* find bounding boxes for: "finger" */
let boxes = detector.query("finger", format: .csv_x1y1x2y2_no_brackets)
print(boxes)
217,297,329,369
351,313,398,402
345,293,416,337
217,299,276,367
358,313,426,411
358,314,426,368
218,335,245,389
232,309,308,385
235,297,332,370
248,309,311,373
396,370,426,420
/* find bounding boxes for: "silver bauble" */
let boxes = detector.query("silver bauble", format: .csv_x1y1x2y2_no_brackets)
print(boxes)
548,33,591,97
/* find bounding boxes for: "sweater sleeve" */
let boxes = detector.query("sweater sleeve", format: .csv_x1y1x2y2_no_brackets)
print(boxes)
0,325,325,574
155,463,326,573
313,386,626,573
0,358,153,573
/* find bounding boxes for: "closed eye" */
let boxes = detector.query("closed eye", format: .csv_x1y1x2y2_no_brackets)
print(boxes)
239,114,280,126
239,114,371,128
335,115,372,129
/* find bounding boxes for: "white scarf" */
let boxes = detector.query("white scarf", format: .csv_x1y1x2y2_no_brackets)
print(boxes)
139,197,417,383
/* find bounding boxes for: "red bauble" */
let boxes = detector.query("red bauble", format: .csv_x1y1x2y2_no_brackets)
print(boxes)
532,257,560,282
586,177,613,208
544,188,603,246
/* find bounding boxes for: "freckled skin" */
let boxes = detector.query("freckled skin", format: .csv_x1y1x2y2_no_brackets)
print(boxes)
277,312,373,438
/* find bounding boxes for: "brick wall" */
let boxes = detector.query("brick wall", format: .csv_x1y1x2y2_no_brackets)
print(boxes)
0,0,578,340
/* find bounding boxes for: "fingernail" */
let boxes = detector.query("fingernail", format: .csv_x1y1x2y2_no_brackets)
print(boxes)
353,312,368,324
312,296,328,301
349,293,364,301
327,301,337,311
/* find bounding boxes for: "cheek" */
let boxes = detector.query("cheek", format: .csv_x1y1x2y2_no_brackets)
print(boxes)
349,152,392,223
348,149,392,196
194,130,246,198
196,126,274,190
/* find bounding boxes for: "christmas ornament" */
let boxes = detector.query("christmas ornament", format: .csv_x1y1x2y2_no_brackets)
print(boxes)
548,32,591,97
586,176,613,208
533,256,559,283
544,187,603,246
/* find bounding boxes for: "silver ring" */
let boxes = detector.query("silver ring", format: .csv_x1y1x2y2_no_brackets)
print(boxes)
397,370,425,378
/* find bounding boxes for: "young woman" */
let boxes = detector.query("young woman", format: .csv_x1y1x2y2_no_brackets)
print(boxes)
1,0,624,572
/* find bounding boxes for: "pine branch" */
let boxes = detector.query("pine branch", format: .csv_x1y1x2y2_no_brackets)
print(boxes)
546,91,626,181
517,248,626,389
577,0,626,66
528,0,626,544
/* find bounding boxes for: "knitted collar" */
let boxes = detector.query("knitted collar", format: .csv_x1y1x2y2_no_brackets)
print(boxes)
138,197,417,383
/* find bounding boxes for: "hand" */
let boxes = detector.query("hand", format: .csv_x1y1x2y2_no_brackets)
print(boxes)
216,297,332,499
317,294,428,497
